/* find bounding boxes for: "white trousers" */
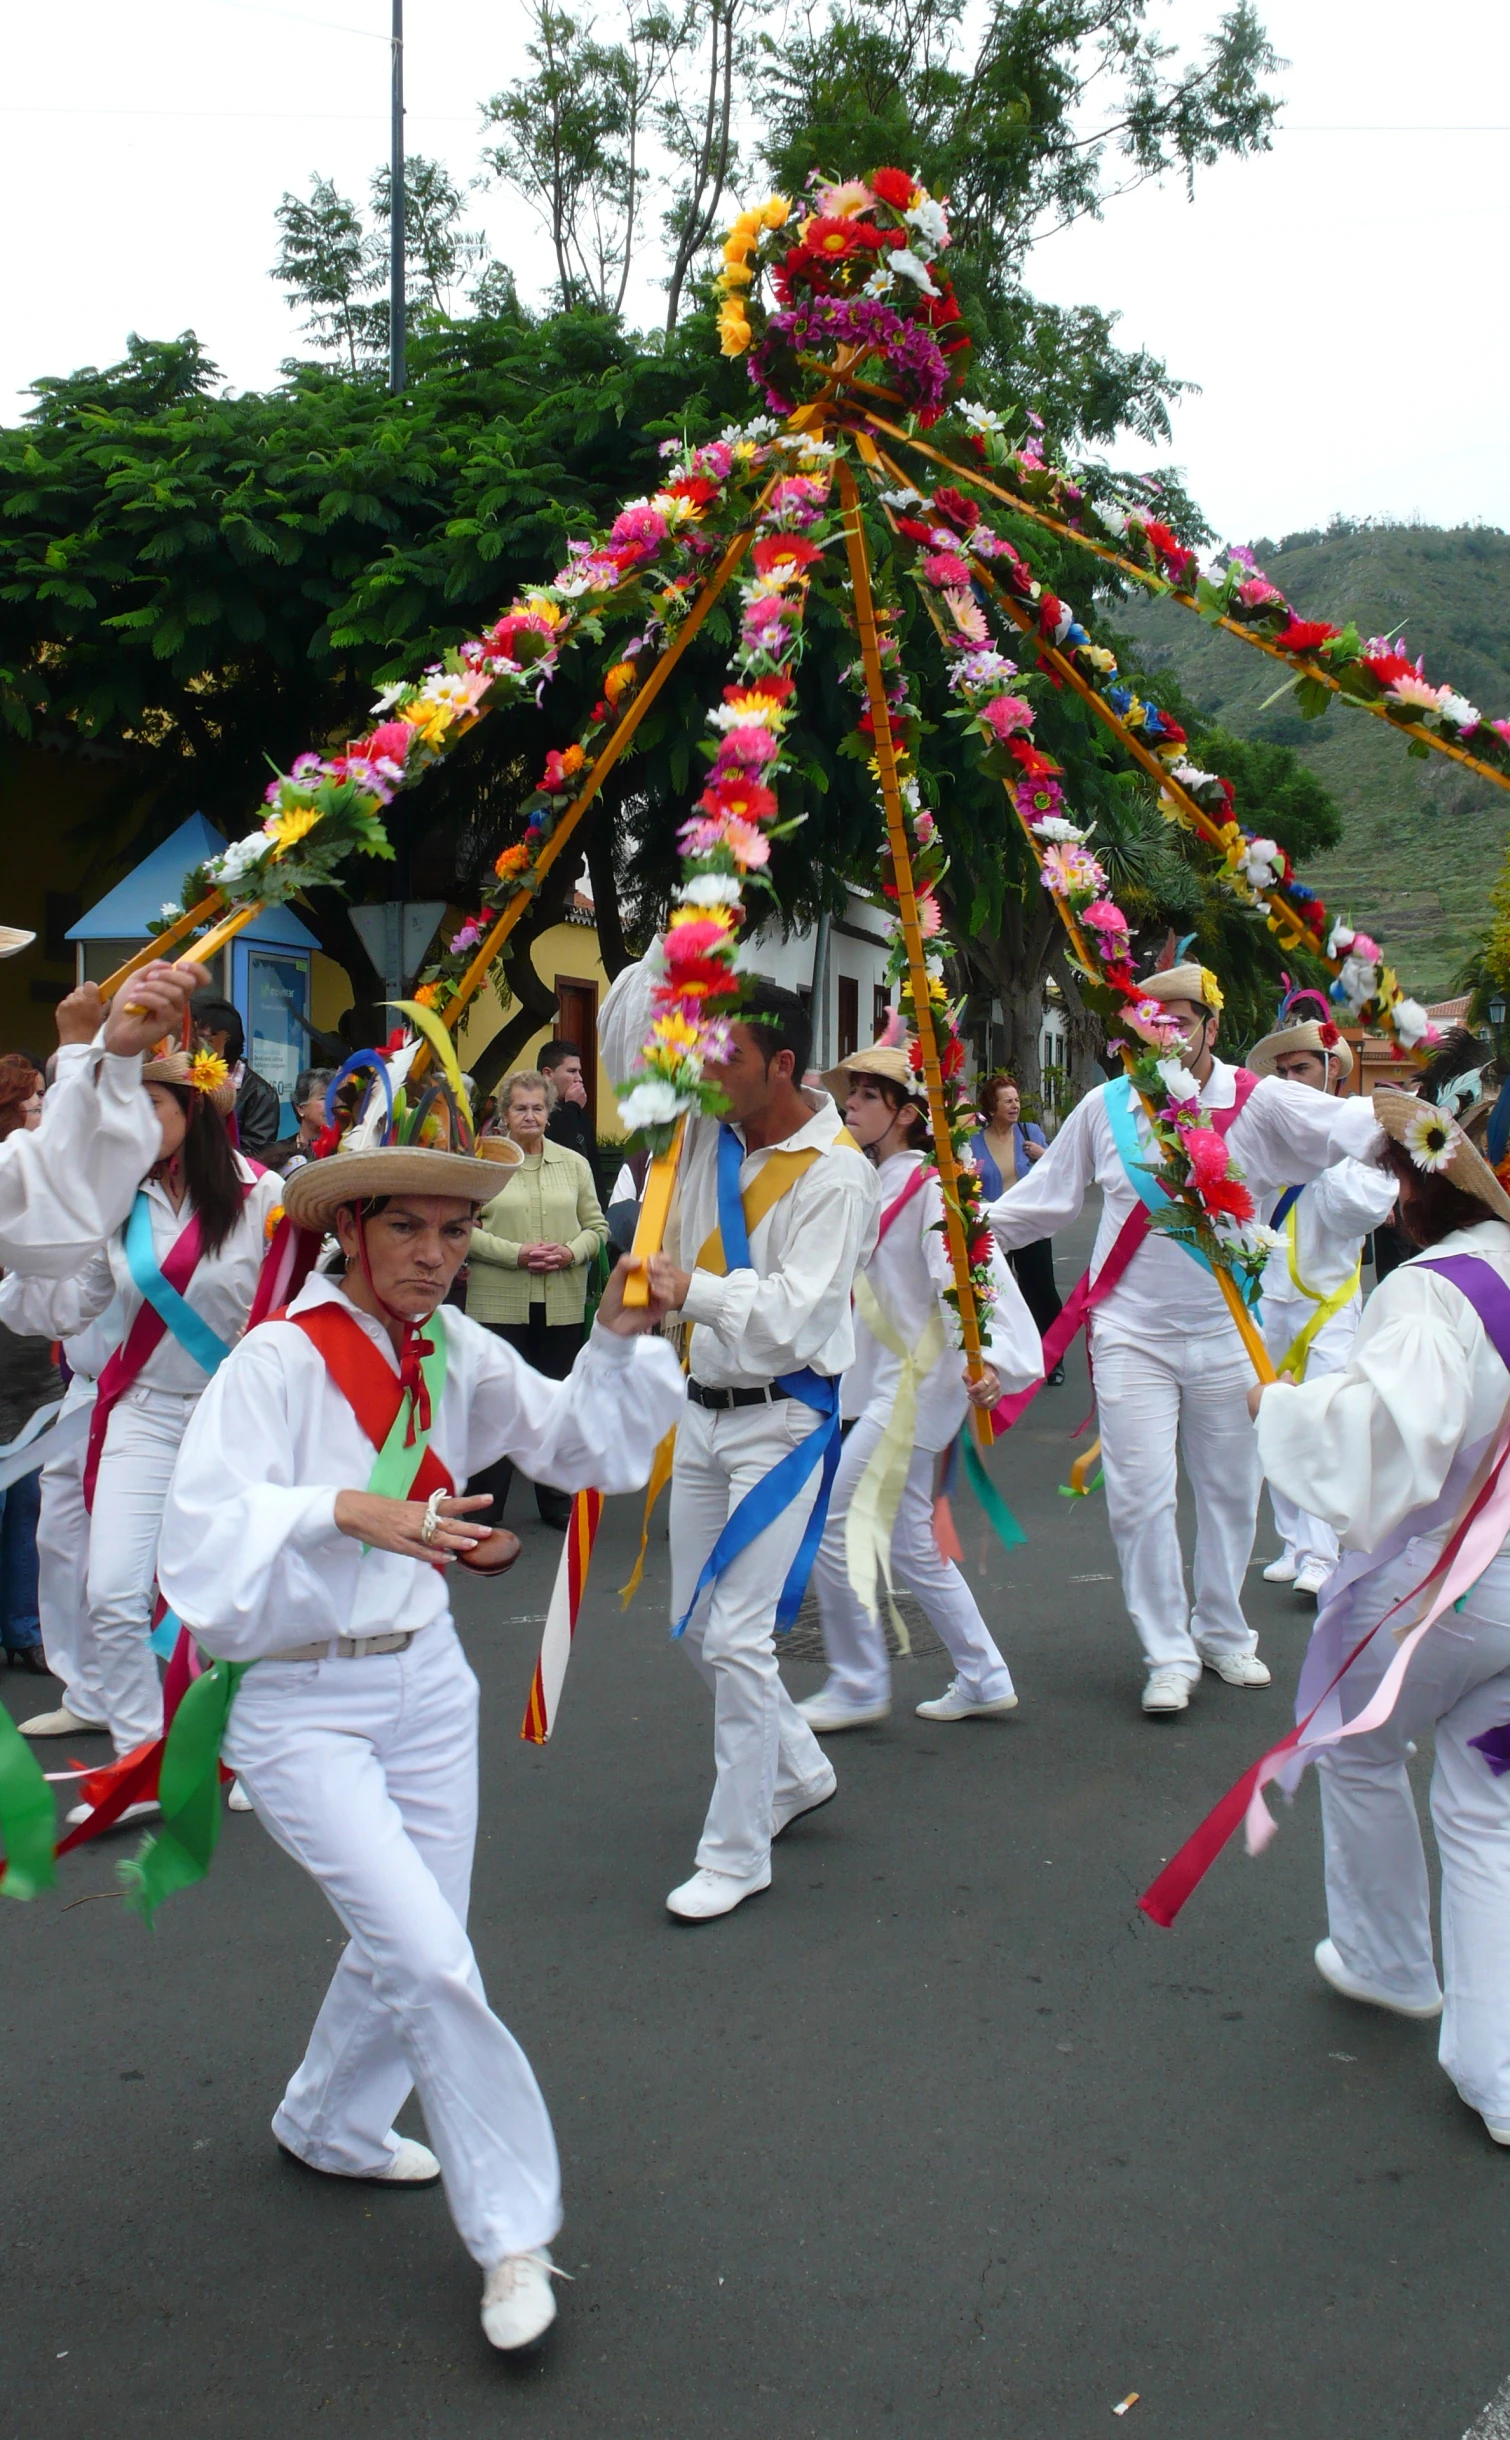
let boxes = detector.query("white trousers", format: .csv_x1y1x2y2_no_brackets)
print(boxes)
810,1413,1015,1708
87,1383,201,1755
1314,1544,1510,2125
224,1620,560,2267
37,1376,106,1723
669,1397,834,1881
1264,1298,1357,1575
1092,1328,1261,1679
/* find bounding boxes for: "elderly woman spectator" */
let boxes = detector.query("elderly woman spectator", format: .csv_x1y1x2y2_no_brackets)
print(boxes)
0,1053,58,1674
970,1073,1065,1384
270,1067,337,1175
465,1067,608,1528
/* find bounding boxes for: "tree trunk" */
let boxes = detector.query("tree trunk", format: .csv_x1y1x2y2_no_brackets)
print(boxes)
950,882,1064,1098
1050,945,1108,1100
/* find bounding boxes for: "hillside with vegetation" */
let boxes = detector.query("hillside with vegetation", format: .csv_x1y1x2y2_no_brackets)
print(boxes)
1113,522,1510,1000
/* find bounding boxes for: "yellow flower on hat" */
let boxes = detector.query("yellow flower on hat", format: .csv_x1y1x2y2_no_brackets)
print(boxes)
1199,966,1225,1014
188,1049,230,1094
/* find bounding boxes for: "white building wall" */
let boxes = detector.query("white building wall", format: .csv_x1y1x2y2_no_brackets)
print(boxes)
746,889,896,1075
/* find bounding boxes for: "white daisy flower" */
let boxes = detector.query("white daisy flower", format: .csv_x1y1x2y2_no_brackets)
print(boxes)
1404,1106,1457,1174
890,248,940,297
1154,1056,1201,1103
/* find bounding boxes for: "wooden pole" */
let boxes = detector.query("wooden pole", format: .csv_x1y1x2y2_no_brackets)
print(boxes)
99,889,227,999
836,457,995,1445
620,1117,685,1310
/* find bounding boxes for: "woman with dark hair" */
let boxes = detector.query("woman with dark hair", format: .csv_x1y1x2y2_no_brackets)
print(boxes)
1252,1093,1510,2145
0,1053,44,1138
971,1073,1064,1382
14,1051,283,1798
0,1051,53,1672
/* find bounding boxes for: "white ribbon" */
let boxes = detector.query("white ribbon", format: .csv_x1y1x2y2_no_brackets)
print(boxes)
846,1276,948,1644
0,1396,89,1492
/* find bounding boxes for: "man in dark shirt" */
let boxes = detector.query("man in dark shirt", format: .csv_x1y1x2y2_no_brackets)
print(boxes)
539,1038,597,1172
192,996,282,1162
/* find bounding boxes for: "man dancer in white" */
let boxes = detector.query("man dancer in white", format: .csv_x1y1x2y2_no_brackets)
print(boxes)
158,1131,684,2351
1253,1096,1510,2146
986,962,1384,1715
1247,1006,1398,1598
800,1039,1042,1729
603,961,881,1920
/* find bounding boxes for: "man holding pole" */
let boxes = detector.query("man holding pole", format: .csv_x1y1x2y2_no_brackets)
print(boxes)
985,962,1386,1715
602,964,881,1920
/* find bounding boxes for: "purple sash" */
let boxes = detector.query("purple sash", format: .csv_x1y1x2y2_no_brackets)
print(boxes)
1419,1255,1510,1773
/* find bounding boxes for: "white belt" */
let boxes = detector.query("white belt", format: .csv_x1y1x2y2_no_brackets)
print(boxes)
265,1630,415,1662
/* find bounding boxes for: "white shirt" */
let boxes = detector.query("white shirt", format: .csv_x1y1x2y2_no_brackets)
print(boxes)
844,1149,1043,1448
1259,1152,1397,1339
19,1155,285,1395
986,1060,1384,1344
1257,1218,1510,1552
0,1043,162,1278
0,1269,124,1384
157,1271,687,1660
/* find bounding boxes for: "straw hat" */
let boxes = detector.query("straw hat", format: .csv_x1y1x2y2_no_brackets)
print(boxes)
1373,1088,1510,1225
0,927,35,959
1138,962,1221,1011
143,1049,237,1119
282,1138,519,1233
1247,1017,1354,1082
820,1040,920,1106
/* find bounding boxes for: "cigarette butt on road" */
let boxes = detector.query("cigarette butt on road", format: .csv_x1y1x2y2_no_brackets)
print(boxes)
1112,2396,1140,2417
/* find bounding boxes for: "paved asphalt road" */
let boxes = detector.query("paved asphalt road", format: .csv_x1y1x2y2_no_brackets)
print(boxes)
4,1201,1508,2440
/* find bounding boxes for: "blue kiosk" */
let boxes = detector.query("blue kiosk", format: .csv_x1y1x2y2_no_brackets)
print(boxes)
67,813,324,1129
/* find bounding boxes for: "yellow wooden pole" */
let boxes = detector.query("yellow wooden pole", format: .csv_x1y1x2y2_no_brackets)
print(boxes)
835,457,995,1445
620,1117,686,1310
99,888,227,999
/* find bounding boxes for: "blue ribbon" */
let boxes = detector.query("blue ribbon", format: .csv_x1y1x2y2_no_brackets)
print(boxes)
1271,1183,1304,1229
1103,1077,1262,1306
671,1126,843,1638
124,1195,234,1379
323,1050,395,1141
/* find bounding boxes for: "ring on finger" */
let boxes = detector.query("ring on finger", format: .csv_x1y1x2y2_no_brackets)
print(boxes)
419,1488,447,1548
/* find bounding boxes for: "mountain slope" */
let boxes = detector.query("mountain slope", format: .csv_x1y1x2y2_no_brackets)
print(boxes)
1112,524,1510,999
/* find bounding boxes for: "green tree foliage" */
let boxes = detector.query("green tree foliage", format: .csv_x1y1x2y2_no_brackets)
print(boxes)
272,157,493,372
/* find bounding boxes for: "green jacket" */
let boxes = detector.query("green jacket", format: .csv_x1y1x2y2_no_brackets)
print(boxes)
465,1140,607,1325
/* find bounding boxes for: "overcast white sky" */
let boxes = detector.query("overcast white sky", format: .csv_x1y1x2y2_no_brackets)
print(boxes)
4,0,1506,545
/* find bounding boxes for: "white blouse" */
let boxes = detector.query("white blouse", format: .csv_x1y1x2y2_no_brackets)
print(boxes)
1256,1219,1510,1552
844,1149,1043,1448
157,1272,687,1659
1259,1154,1398,1316
0,1043,162,1279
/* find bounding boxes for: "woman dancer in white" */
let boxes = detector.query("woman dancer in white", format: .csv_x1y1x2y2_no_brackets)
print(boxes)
801,1040,1042,1731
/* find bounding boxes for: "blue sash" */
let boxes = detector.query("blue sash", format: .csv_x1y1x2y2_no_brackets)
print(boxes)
672,1125,843,1638
1271,1183,1304,1229
124,1193,235,1380
1103,1075,1261,1304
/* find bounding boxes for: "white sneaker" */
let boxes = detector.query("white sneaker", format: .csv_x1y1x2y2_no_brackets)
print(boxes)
1141,1667,1194,1715
772,1765,837,1838
227,1779,253,1813
797,1690,890,1732
666,1864,771,1921
915,1679,1019,1721
1314,1937,1442,2019
64,1797,160,1831
18,1704,110,1739
1262,1553,1298,1584
277,2134,441,2185
1197,1646,1272,1688
1294,1562,1331,1599
1483,2119,1510,2147
481,2249,563,2352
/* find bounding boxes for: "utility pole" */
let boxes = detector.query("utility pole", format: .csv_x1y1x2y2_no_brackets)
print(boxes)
389,0,405,393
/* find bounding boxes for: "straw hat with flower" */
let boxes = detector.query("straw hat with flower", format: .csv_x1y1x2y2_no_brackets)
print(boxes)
279,1031,520,1235
1373,1088,1510,1225
144,1047,238,1119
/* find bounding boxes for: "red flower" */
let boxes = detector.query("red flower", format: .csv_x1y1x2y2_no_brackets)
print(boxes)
361,720,413,764
1142,519,1199,582
1200,1175,1255,1224
804,216,872,261
1006,738,1056,781
1319,1022,1340,1048
940,1035,965,1079
895,516,937,545
869,166,917,210
931,486,977,534
698,777,778,826
1037,593,1066,637
923,289,963,328
1364,650,1417,687
1273,618,1340,654
723,671,794,706
751,533,824,578
665,476,720,510
1154,715,1187,747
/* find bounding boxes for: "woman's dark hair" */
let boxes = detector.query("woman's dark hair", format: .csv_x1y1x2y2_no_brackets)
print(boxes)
870,1072,932,1152
980,1072,1019,1127
1381,1137,1489,1249
0,1052,42,1143
154,1082,245,1255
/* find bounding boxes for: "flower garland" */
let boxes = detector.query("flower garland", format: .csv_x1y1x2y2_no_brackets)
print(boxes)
1121,1044,1277,1303
717,170,970,429
614,470,840,1145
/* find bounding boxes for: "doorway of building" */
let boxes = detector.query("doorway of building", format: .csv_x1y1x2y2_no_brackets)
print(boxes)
555,976,599,1136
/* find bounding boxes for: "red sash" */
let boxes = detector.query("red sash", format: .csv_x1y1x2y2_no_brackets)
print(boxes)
991,1071,1259,1432
876,1159,930,1245
83,1207,210,1511
289,1303,455,1514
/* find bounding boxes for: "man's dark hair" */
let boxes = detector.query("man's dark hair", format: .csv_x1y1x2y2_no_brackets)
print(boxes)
1380,1137,1487,1247
294,1066,335,1110
196,995,244,1064
539,1038,581,1073
739,978,812,1082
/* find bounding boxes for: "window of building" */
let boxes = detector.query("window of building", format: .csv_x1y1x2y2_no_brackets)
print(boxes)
837,974,859,1064
873,983,891,1040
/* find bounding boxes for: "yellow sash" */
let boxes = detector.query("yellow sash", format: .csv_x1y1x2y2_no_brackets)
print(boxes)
1275,1201,1362,1383
846,1274,947,1648
618,1126,859,1606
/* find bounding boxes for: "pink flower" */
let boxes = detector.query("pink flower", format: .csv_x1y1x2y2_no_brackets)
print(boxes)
943,589,989,643
1183,1126,1230,1189
1236,576,1284,609
1490,719,1510,749
914,809,937,845
916,890,942,937
1351,934,1381,964
1126,998,1183,1047
921,550,972,590
1038,843,1107,901
714,724,780,769
448,921,482,954
365,721,413,764
1082,898,1131,953
742,594,795,642
979,693,1035,741
609,503,669,555
677,814,771,869
663,916,734,965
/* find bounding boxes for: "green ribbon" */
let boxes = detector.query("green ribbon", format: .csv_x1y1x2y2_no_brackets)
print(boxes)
1057,1468,1105,1499
362,1316,448,1504
0,1699,57,1902
962,1432,1027,1549
119,1658,249,1925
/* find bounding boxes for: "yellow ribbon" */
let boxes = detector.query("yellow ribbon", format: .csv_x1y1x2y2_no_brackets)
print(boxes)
1274,1201,1362,1383
845,1274,948,1647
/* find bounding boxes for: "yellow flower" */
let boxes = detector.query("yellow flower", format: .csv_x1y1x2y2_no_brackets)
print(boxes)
522,594,564,629
188,1049,230,1094
263,1203,285,1243
1199,966,1225,1014
412,981,442,1009
723,231,756,265
762,194,790,228
733,208,762,239
266,805,320,854
405,699,454,748
720,259,754,288
604,661,638,706
651,1012,703,1060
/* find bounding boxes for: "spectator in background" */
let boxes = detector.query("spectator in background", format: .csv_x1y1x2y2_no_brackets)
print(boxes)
192,996,281,1162
271,1067,336,1175
464,1069,608,1529
971,1073,1065,1385
0,1054,57,1675
539,1038,597,1172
